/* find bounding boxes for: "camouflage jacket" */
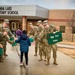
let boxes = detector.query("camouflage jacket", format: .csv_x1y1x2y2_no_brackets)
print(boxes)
0,23,13,45
28,26,39,39
40,25,58,45
37,26,44,42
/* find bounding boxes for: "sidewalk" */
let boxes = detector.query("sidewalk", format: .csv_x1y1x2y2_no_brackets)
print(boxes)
58,40,75,46
58,41,75,59
0,43,75,75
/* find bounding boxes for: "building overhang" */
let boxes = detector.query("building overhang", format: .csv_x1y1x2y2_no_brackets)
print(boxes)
0,5,49,19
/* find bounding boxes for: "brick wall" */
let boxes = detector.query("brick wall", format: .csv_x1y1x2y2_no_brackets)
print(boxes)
48,10,75,41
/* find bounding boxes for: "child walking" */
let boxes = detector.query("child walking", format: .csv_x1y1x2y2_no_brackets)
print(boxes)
15,30,31,67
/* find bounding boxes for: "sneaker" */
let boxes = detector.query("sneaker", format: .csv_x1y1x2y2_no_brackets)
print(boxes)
26,65,29,68
2,56,4,60
20,62,23,66
34,54,37,56
0,59,3,62
4,54,8,56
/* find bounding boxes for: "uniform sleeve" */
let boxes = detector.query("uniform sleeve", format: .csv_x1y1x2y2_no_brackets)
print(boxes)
28,30,31,37
37,29,44,41
28,30,35,38
8,30,13,37
0,25,4,36
4,28,13,37
34,30,38,39
5,36,13,44
53,26,58,32
0,33,4,38
33,27,39,39
0,32,3,35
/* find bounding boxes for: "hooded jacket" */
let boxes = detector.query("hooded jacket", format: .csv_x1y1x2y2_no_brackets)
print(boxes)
15,34,31,52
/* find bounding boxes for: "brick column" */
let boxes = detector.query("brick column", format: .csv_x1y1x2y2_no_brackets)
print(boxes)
22,16,27,30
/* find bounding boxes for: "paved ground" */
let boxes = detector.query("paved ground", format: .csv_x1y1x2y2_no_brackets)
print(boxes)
59,41,75,46
57,44,75,49
58,47,75,59
58,41,75,59
0,43,75,75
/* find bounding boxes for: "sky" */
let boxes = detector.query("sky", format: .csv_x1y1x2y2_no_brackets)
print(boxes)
0,0,75,9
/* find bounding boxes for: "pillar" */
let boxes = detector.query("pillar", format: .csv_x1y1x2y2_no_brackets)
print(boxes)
22,16,27,30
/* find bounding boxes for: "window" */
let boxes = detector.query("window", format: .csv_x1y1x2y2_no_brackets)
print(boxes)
72,27,75,34
60,26,65,33
13,23,14,28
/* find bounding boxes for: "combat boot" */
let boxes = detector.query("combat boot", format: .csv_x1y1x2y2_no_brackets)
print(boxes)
45,58,50,65
4,53,8,56
0,57,3,62
44,56,46,61
53,58,58,65
34,52,37,56
39,55,42,61
44,59,46,62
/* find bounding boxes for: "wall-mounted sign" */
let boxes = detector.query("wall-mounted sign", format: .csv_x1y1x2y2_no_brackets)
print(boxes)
0,7,18,15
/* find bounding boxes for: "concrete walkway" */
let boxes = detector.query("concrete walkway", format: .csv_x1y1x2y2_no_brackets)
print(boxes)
59,41,75,46
57,44,75,49
0,43,75,75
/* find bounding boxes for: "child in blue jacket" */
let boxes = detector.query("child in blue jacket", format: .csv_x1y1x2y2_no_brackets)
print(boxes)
15,30,31,67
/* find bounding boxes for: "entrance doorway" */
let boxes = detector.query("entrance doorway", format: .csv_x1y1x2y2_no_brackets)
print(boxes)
10,21,20,31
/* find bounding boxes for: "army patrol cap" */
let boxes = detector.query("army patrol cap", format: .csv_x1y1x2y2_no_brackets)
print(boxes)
4,19,9,24
29,23,33,26
37,20,42,24
50,23,54,26
43,20,48,25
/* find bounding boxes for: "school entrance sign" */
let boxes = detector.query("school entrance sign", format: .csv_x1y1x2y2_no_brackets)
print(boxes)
47,31,62,44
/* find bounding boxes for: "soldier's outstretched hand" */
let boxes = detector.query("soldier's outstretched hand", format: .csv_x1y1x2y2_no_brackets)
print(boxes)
3,31,8,36
0,44,3,48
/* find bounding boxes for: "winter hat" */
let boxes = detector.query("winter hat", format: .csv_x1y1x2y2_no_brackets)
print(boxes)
4,19,9,24
29,23,33,26
16,29,22,36
37,20,42,23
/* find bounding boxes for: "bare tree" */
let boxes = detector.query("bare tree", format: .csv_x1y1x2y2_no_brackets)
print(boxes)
67,10,75,41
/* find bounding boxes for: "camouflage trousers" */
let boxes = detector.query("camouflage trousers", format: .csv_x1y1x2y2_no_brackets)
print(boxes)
35,39,39,54
45,44,57,60
3,44,6,55
39,43,44,55
39,42,46,60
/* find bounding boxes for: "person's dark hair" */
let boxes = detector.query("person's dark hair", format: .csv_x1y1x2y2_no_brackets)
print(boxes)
22,30,27,34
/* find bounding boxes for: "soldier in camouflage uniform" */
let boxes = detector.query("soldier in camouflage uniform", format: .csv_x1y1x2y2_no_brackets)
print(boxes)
0,19,14,58
0,43,3,62
40,20,58,65
28,23,39,56
37,20,46,61
0,33,14,62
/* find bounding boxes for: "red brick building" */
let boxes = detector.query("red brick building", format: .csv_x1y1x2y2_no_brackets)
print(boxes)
48,10,75,41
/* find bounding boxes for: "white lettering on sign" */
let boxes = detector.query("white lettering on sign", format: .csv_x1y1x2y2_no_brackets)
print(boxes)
0,7,4,10
0,6,18,15
53,40,58,42
50,36,54,39
8,11,18,14
0,7,12,10
0,11,6,14
55,35,59,37
5,7,12,10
